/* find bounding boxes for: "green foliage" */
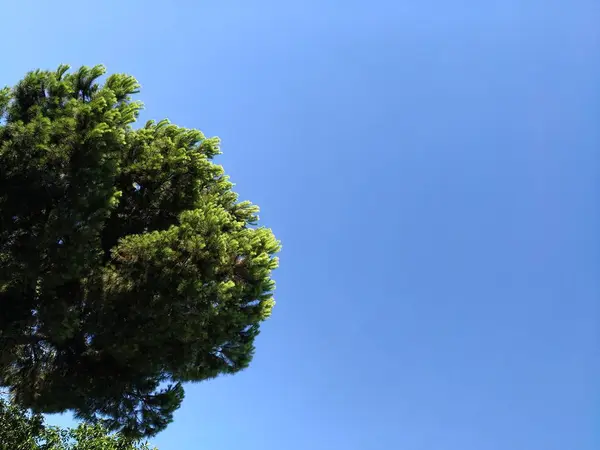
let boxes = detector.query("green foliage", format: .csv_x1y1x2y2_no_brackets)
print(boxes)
0,395,44,449
0,397,154,450
0,65,281,438
40,424,155,450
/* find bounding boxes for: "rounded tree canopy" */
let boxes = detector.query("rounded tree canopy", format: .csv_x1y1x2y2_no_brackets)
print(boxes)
0,65,280,438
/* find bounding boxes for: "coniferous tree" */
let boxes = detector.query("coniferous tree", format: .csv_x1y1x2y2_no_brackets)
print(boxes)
0,65,280,438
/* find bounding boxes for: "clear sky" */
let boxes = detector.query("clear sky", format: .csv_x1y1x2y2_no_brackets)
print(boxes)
2,1,599,449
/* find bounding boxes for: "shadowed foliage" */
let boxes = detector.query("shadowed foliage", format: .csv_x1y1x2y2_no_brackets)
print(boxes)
0,65,280,438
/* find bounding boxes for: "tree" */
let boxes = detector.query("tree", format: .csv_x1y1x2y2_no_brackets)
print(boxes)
0,394,44,449
0,65,281,438
0,397,154,449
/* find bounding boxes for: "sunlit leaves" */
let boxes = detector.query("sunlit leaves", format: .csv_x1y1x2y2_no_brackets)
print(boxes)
0,65,280,438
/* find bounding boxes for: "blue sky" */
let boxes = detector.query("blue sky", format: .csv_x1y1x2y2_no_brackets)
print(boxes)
3,1,599,449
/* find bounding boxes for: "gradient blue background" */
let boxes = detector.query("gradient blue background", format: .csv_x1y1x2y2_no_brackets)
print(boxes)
3,1,599,449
